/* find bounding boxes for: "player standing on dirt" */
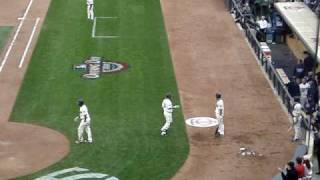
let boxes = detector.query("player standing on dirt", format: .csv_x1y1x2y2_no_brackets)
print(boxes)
74,99,93,143
161,93,179,136
87,0,94,20
214,93,224,137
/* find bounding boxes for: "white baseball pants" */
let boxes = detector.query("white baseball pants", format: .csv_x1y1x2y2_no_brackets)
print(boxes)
217,116,224,135
293,116,301,140
161,112,172,132
87,4,94,20
78,120,93,142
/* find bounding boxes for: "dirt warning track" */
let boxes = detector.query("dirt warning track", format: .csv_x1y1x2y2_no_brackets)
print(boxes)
0,0,69,179
160,0,296,179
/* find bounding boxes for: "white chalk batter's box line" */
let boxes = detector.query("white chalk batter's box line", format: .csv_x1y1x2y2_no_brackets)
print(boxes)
92,17,119,39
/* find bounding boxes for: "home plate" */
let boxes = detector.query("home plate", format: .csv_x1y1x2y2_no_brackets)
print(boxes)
185,117,219,128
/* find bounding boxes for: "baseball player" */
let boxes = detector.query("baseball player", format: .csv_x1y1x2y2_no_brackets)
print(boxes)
160,93,179,136
86,0,94,20
214,93,224,137
74,99,93,143
292,100,303,142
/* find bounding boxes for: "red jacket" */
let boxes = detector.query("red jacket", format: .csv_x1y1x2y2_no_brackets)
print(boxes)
295,164,305,178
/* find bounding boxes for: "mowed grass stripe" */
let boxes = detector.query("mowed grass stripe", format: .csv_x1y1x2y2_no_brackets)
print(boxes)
0,26,12,53
12,0,188,179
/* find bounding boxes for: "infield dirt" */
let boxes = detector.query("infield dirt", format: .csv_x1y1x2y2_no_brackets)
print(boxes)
0,0,69,179
161,0,296,179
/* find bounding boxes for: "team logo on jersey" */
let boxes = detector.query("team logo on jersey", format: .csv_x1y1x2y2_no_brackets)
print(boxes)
73,56,129,79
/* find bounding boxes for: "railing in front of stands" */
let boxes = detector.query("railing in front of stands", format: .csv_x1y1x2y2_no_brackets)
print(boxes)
227,2,313,179
229,0,295,114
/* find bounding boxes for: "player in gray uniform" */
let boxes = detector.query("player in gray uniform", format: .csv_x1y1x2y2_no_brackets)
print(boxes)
74,99,93,143
87,0,94,20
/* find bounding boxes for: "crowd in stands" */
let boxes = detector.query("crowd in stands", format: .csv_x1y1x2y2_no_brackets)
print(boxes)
232,0,287,42
300,0,320,12
279,156,312,180
232,1,320,178
233,0,320,43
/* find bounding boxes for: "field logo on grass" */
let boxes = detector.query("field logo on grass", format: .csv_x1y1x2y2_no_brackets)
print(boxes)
34,167,119,180
73,56,129,79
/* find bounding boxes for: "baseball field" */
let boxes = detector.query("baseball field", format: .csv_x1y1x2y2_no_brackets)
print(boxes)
0,0,298,179
9,0,188,179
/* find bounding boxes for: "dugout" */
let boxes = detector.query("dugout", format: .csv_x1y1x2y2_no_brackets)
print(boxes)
275,2,320,67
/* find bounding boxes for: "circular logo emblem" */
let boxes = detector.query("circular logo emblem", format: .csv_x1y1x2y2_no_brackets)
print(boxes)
185,117,219,128
73,56,129,79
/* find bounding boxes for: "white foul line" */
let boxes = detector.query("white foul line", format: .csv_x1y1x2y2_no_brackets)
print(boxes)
0,0,34,72
92,17,119,39
19,17,40,68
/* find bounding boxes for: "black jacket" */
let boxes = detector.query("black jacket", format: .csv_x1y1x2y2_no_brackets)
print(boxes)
281,169,298,180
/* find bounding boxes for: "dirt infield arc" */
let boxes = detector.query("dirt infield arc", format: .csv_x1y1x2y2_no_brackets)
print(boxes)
0,0,69,179
161,0,296,179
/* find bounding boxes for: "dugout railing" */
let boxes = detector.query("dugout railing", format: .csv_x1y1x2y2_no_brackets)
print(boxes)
227,1,313,179
229,0,295,114
229,0,314,156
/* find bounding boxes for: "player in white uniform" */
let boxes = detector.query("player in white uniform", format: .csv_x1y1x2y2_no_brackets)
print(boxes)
161,93,179,136
292,101,302,142
74,99,93,143
214,93,224,137
87,0,94,20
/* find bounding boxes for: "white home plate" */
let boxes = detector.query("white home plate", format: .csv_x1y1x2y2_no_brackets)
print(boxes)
185,117,219,127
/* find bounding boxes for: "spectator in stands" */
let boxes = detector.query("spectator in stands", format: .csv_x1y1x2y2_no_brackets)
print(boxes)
243,2,251,14
307,79,319,109
307,72,319,105
279,161,298,180
257,16,268,42
305,0,311,4
303,51,315,73
287,78,301,99
314,107,320,131
293,60,305,79
314,132,320,174
300,77,310,108
295,156,305,179
303,158,312,179
304,97,315,131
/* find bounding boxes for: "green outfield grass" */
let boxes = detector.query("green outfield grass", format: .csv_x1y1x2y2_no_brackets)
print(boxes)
11,0,189,179
0,26,12,53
